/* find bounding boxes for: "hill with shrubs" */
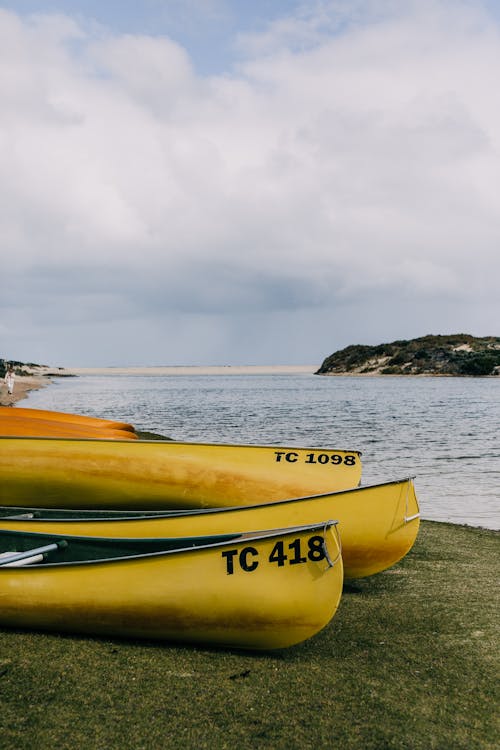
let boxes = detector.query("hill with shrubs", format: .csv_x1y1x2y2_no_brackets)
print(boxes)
0,359,48,378
316,334,500,377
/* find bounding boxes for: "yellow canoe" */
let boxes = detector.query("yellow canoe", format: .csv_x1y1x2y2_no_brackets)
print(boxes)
0,437,362,509
0,478,419,578
0,522,343,650
0,406,135,432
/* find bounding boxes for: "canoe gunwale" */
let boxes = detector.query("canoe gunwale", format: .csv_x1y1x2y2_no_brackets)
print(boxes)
0,434,361,454
0,520,340,568
0,477,416,523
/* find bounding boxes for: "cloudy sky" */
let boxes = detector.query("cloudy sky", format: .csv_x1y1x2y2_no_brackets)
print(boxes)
1,0,499,367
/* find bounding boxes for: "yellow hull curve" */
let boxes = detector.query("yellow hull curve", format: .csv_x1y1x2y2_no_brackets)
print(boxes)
0,437,362,509
0,407,135,432
0,478,419,578
0,523,343,650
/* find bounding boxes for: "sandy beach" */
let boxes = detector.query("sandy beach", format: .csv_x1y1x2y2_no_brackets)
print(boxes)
57,365,317,376
0,375,50,407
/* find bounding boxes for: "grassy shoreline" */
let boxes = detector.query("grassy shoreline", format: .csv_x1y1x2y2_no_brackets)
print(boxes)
1,520,498,749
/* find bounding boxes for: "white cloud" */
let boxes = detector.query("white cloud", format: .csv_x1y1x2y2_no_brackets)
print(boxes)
1,2,499,364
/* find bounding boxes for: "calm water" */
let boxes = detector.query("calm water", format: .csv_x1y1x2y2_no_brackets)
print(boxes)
24,374,500,530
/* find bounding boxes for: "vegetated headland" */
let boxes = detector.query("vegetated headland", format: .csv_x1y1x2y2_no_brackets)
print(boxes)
2,332,500,405
0,359,49,377
316,334,500,376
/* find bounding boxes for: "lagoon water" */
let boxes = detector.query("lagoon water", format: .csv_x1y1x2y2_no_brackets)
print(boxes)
24,372,499,530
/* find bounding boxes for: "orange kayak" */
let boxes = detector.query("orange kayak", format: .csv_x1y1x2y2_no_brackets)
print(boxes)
0,407,135,433
0,415,137,440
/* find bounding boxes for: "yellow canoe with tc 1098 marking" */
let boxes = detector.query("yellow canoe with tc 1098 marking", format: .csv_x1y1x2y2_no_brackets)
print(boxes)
0,437,362,509
0,478,420,579
0,522,343,650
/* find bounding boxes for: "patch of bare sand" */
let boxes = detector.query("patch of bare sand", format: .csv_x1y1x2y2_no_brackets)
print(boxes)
45,365,317,376
0,375,50,407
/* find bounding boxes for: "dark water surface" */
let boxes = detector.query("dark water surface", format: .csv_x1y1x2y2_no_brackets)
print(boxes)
24,373,499,530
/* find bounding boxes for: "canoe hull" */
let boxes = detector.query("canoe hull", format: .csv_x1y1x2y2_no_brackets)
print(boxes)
0,524,343,649
0,406,135,432
0,416,137,440
0,478,420,578
0,417,137,440
0,437,362,509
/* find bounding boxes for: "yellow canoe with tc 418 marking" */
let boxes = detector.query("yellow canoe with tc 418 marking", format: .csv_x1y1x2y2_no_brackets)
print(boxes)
0,478,419,579
0,437,362,509
0,522,343,650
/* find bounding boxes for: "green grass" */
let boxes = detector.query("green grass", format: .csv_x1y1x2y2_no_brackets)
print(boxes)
0,521,498,750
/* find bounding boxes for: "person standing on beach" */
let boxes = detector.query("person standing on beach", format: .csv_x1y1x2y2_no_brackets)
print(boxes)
4,366,15,395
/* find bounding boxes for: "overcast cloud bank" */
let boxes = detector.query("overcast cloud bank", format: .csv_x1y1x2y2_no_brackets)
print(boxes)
1,1,499,366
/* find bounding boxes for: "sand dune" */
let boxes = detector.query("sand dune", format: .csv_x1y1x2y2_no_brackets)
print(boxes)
47,365,317,376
